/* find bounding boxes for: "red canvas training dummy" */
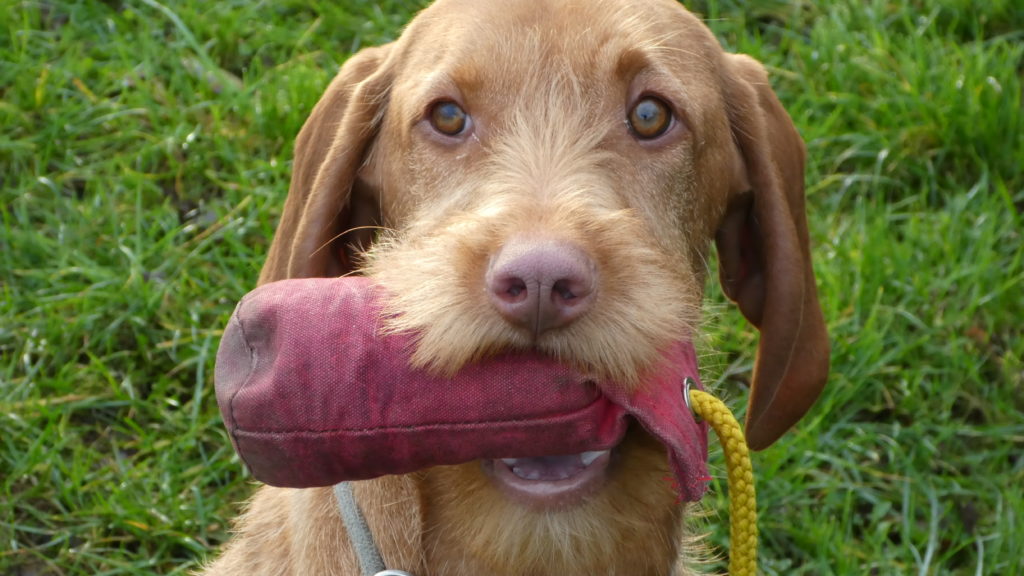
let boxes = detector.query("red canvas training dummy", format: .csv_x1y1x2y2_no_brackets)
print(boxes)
215,277,710,502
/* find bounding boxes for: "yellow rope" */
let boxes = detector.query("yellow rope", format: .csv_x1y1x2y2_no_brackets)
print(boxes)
688,386,758,576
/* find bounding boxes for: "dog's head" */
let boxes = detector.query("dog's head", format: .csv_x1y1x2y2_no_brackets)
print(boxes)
260,0,828,571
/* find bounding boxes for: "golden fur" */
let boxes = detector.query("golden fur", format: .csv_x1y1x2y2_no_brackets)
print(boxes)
201,0,829,574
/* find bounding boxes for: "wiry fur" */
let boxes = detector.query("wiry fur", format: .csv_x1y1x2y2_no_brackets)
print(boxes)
202,0,829,574
364,111,702,384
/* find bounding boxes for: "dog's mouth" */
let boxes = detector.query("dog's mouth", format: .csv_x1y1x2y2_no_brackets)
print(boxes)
481,447,614,509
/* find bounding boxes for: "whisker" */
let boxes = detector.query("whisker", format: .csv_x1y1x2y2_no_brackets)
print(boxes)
309,225,395,257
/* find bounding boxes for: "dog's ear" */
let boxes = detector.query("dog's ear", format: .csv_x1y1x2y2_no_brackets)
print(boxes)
259,45,394,285
716,54,830,450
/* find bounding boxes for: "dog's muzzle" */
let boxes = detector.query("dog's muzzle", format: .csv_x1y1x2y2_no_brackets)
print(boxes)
214,277,709,502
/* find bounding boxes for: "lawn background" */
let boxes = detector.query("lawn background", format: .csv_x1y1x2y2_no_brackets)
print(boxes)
1,0,1021,574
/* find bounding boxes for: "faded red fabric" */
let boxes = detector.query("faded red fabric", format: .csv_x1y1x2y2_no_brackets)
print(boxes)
215,277,709,501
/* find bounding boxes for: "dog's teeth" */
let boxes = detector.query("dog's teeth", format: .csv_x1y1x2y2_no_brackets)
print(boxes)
580,450,607,466
500,458,520,466
520,468,542,480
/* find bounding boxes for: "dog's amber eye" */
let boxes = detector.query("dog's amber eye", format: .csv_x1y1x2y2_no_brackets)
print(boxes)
628,97,672,139
430,101,468,136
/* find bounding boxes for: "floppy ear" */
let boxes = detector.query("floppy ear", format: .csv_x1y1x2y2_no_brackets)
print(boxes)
258,45,394,285
716,54,830,450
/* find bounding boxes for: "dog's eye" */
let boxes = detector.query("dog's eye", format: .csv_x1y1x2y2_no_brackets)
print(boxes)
628,97,672,139
430,101,468,136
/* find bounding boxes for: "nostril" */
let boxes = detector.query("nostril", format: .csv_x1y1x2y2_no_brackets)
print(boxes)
492,275,529,303
552,278,581,302
506,278,527,299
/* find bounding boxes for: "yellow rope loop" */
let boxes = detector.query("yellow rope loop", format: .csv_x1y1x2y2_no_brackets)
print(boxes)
688,388,758,576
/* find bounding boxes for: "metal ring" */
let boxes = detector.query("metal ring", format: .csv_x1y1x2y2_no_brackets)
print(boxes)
683,377,700,421
682,377,695,411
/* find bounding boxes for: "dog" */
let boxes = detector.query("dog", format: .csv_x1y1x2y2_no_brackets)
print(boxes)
202,0,829,574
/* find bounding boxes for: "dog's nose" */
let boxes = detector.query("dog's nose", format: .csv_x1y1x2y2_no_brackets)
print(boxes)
486,238,597,337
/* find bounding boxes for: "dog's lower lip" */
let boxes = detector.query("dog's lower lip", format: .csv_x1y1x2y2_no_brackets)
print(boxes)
483,449,612,509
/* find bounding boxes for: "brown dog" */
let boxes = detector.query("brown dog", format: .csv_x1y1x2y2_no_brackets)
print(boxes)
202,0,829,574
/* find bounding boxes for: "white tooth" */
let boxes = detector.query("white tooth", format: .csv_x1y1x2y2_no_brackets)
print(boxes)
580,450,608,466
501,458,520,466
524,469,541,480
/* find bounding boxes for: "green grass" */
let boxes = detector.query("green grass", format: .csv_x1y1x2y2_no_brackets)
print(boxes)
1,0,1021,574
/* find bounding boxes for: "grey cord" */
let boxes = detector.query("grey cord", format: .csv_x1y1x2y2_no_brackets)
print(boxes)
333,482,388,576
